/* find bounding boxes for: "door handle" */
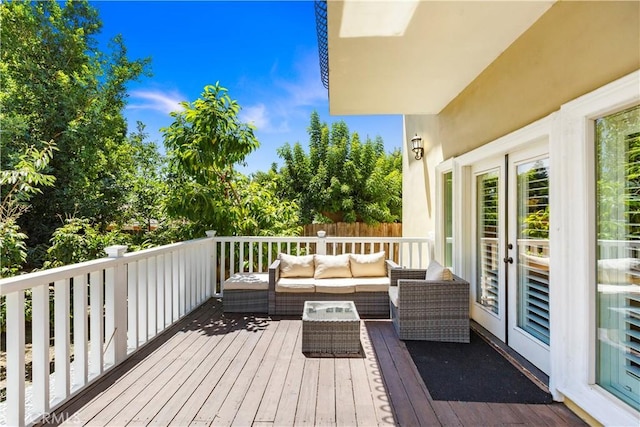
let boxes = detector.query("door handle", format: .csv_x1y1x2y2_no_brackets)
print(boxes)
503,257,513,264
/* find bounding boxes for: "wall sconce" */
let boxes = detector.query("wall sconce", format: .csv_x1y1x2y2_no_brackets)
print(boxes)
411,134,424,160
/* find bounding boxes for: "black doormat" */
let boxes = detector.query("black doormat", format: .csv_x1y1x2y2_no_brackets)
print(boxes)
404,330,553,403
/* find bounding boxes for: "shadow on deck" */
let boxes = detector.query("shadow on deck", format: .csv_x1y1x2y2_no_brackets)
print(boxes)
43,299,586,426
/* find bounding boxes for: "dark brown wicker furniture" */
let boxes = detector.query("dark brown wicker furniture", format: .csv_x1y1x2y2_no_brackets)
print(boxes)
389,268,470,343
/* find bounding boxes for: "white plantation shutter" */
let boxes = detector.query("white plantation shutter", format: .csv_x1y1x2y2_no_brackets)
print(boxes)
477,171,500,314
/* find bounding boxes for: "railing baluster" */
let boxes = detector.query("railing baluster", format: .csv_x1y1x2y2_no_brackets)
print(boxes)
165,252,173,325
89,270,103,379
138,259,148,345
148,256,157,338
172,251,180,321
73,274,88,386
32,283,50,416
127,263,138,352
6,290,25,427
157,254,165,330
180,248,187,314
54,278,70,403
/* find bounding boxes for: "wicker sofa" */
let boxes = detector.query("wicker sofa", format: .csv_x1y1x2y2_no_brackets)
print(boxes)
389,261,470,343
268,252,399,317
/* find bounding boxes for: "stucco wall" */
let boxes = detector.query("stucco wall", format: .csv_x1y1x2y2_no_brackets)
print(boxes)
438,0,640,159
404,0,639,238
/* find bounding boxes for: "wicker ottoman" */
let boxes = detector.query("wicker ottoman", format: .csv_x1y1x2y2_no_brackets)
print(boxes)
302,301,361,354
223,272,269,313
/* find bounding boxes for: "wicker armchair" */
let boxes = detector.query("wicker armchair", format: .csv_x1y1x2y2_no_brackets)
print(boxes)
389,268,470,343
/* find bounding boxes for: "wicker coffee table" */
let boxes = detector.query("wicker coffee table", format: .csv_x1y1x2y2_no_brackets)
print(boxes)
302,301,361,354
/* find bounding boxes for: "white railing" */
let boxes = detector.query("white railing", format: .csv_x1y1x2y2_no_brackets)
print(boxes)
212,235,434,293
0,233,433,426
0,237,214,427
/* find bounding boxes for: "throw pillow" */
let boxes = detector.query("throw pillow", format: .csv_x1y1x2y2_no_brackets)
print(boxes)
314,254,353,279
349,251,386,277
425,260,454,281
279,253,315,278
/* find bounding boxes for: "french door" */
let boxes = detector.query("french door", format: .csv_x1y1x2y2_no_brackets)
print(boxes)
472,142,551,374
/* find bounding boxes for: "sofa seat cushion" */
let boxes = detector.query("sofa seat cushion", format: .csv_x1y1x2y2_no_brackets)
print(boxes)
388,285,399,306
350,251,386,277
314,254,352,278
224,272,269,290
279,253,315,277
314,279,356,294
353,277,390,292
276,277,316,293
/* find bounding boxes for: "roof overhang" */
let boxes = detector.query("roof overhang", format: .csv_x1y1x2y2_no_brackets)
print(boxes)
327,0,556,115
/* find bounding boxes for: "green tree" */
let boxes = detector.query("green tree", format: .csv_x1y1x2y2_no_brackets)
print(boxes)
277,112,402,224
1,0,150,252
0,142,56,276
163,83,299,237
124,122,167,233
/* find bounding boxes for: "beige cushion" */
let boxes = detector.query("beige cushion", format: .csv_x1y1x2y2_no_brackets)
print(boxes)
425,260,454,281
223,272,269,290
279,253,315,278
314,279,356,294
597,258,637,284
349,251,386,277
314,254,352,279
353,277,390,292
276,278,315,293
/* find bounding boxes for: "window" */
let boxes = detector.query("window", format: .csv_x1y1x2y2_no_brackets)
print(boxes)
595,104,640,411
477,170,500,314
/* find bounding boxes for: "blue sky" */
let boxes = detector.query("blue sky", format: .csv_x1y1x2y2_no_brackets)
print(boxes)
93,0,402,174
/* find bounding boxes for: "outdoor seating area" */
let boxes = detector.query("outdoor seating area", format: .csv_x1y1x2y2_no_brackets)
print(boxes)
267,251,396,317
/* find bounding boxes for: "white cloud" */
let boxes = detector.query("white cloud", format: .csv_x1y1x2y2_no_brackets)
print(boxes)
127,89,186,114
241,103,291,134
240,50,327,135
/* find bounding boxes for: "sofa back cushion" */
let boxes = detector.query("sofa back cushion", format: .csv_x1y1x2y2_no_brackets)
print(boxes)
349,251,386,277
425,259,454,281
314,254,352,279
279,253,315,278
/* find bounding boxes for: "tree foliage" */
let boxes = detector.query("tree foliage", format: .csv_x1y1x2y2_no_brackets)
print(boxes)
0,142,57,276
1,0,150,249
277,111,402,224
163,84,300,237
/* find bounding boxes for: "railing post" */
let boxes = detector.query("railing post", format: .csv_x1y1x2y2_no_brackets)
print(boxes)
206,231,216,296
317,230,327,255
104,245,128,366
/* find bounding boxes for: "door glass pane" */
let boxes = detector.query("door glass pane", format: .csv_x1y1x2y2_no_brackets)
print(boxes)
444,171,453,267
477,171,499,314
596,104,640,411
516,159,550,345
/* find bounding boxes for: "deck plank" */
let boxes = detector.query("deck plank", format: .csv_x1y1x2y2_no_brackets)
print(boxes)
60,303,221,426
375,321,441,426
367,322,420,426
315,358,337,427
143,325,240,426
188,325,264,425
272,325,306,427
212,319,278,426
334,358,357,427
167,319,253,426
46,299,589,427
294,358,320,426
253,320,301,423
359,322,395,426
106,313,234,426
230,320,291,427
430,401,463,427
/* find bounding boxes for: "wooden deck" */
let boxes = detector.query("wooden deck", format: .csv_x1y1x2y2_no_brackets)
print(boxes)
48,299,586,426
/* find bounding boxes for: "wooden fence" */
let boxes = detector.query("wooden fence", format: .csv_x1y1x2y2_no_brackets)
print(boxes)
303,222,402,237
